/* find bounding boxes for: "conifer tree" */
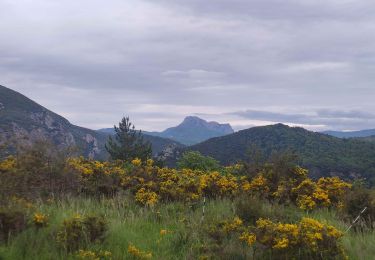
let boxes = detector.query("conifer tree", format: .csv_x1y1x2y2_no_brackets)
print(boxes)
105,117,152,161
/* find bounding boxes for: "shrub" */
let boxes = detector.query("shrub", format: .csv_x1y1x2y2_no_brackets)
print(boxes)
56,214,108,251
249,217,345,259
177,151,221,171
0,209,27,242
235,195,301,225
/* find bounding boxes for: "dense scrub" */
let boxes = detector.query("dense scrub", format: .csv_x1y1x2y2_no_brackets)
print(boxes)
1,151,375,259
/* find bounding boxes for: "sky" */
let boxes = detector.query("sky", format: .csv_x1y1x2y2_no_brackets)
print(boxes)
1,0,375,132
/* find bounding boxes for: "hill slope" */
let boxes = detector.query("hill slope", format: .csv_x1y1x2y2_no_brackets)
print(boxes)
0,85,108,159
145,116,234,145
0,85,183,158
188,124,375,181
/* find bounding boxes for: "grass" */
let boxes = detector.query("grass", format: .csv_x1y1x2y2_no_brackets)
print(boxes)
0,195,374,259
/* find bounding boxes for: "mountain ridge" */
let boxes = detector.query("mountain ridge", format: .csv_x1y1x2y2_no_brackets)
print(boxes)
145,116,234,145
322,129,375,138
0,85,183,158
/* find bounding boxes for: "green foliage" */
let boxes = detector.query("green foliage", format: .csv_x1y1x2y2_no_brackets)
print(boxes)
177,151,221,171
343,183,375,230
105,117,152,161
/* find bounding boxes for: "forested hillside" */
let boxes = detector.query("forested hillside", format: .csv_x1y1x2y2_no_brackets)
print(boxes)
188,124,375,183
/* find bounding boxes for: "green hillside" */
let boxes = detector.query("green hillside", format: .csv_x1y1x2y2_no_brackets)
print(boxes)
188,124,375,183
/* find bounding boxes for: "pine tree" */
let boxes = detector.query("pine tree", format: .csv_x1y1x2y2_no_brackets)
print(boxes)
105,117,152,161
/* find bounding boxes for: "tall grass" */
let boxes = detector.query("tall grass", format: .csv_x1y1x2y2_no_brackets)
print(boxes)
0,195,374,259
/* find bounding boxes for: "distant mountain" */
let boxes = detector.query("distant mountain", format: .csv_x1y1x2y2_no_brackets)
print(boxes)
0,85,183,158
322,129,375,138
185,124,375,182
146,116,234,145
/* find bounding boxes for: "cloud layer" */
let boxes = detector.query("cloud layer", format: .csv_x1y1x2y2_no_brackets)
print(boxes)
1,0,374,131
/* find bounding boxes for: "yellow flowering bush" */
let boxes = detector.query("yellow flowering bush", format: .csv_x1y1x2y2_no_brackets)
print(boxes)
222,217,243,233
56,214,108,251
76,249,112,259
0,156,16,172
246,174,270,195
247,217,345,258
64,157,352,214
128,244,152,259
135,188,159,206
317,177,352,208
239,231,256,246
66,157,125,196
131,158,142,167
211,214,345,258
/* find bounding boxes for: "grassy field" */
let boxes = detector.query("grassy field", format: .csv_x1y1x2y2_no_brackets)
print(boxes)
0,194,373,260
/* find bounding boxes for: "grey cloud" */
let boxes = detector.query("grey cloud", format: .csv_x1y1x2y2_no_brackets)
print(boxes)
1,0,375,130
231,109,375,130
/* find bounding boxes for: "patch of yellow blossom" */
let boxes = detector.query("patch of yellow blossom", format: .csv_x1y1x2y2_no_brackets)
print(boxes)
131,158,142,167
77,249,112,259
239,232,256,246
251,217,343,254
160,229,168,236
135,188,158,206
128,244,152,259
222,217,243,233
247,174,270,194
0,156,16,172
33,212,48,228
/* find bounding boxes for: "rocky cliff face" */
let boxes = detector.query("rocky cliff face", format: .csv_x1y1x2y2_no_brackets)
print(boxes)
0,85,106,159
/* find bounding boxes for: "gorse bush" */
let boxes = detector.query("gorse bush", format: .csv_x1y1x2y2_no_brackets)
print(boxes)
56,214,108,251
0,140,79,199
206,216,346,259
64,157,353,210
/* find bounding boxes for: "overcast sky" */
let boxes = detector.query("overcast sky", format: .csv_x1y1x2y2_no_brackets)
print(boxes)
1,0,375,131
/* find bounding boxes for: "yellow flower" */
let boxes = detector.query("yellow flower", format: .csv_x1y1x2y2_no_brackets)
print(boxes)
128,244,152,259
239,232,256,246
273,237,289,249
135,188,158,207
160,229,168,236
131,158,142,167
33,213,48,227
223,217,243,232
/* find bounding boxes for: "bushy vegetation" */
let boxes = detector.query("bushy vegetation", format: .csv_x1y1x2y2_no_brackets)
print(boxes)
1,142,375,259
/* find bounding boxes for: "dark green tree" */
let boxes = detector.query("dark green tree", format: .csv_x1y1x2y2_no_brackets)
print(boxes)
105,117,152,161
